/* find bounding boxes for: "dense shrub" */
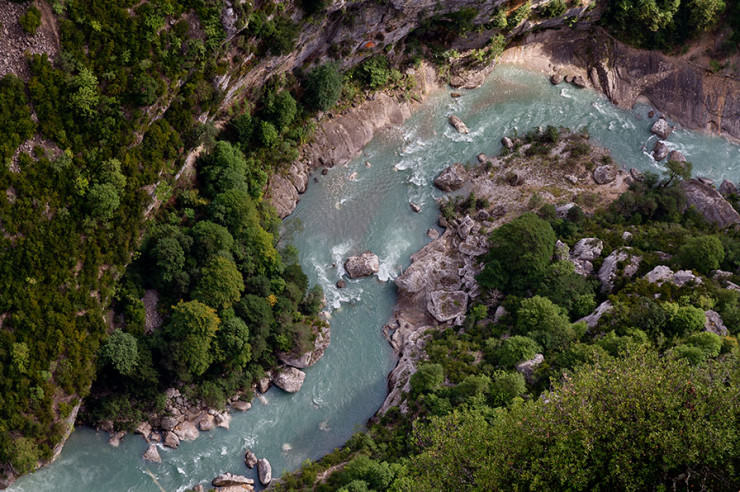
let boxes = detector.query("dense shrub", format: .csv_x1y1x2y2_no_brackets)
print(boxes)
303,63,343,111
491,335,541,367
19,6,41,35
676,235,725,274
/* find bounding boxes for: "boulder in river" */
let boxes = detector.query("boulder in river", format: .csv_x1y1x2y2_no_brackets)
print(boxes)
652,141,669,161
571,75,587,88
501,136,514,150
550,73,563,85
257,375,271,393
668,150,687,162
163,431,180,449
212,473,254,488
448,115,469,134
244,449,258,468
650,117,673,139
173,421,199,441
433,162,467,191
336,279,346,289
593,165,617,184
258,458,272,485
426,228,440,240
143,444,161,463
344,251,380,278
231,400,251,412
681,178,740,228
272,367,306,393
198,414,215,431
409,201,421,213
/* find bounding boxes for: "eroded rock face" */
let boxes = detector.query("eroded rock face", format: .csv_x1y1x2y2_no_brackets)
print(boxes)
272,367,306,393
344,251,380,278
434,163,467,192
426,290,468,324
598,248,642,293
681,179,740,228
257,458,272,485
705,310,729,336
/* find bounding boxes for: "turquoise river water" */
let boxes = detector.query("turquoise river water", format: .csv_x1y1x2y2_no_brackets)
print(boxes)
9,65,739,491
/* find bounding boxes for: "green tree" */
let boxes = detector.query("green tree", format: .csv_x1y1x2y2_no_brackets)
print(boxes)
668,305,706,336
214,315,251,370
256,120,279,148
9,437,40,474
516,295,576,350
263,90,297,131
687,0,726,30
165,300,220,379
410,363,444,395
190,220,235,261
677,235,724,274
19,6,41,35
100,330,139,376
69,67,100,117
489,370,527,407
149,236,187,290
87,183,120,220
198,140,249,197
304,63,343,111
193,256,244,309
492,335,541,367
478,213,556,295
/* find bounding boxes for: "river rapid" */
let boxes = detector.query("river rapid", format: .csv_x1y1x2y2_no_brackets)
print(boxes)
9,64,739,492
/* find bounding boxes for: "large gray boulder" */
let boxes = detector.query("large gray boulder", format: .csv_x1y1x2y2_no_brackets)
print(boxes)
593,165,617,184
651,117,672,139
515,354,544,383
681,178,740,228
597,248,642,293
427,290,468,324
644,265,702,287
344,252,380,278
257,458,272,486
652,140,669,161
143,444,161,463
163,431,179,449
212,473,254,488
433,163,467,192
577,301,613,330
569,237,603,276
668,150,687,162
244,449,258,468
448,115,469,134
173,421,199,441
272,367,306,393
704,310,729,336
719,180,738,197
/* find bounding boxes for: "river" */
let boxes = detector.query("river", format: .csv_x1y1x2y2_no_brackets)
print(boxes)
9,64,739,492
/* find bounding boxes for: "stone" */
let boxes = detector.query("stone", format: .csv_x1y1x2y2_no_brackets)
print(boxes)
698,176,714,186
321,168,328,175
681,179,740,228
163,431,180,449
159,416,178,431
258,458,272,485
555,203,576,219
515,354,544,383
135,422,152,438
149,432,162,443
501,136,514,150
215,412,231,429
426,290,468,324
719,180,738,197
108,431,125,447
143,444,161,463
554,240,570,261
272,367,306,393
622,231,633,242
652,140,669,161
572,238,604,261
336,279,346,288
550,73,563,85
344,251,380,278
577,301,613,329
433,163,467,192
212,473,254,488
199,414,215,431
409,201,421,213
571,75,587,88
477,153,488,162
597,248,642,293
565,174,578,185
650,117,672,139
712,269,734,281
493,305,508,323
448,115,469,134
648,110,655,118
426,228,439,240
704,310,729,336
450,92,462,98
593,165,617,184
174,421,199,441
644,265,702,287
257,376,271,394
244,449,258,468
457,215,475,239
668,150,687,162
507,171,524,186
630,167,644,181
231,400,251,412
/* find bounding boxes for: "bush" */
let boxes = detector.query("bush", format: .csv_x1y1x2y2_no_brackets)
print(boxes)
19,6,41,35
489,371,527,406
410,363,444,395
256,120,279,148
540,0,567,18
263,90,297,131
516,296,576,350
493,336,541,367
668,305,706,337
303,63,343,111
100,330,139,376
676,235,725,274
478,213,556,295
358,56,391,89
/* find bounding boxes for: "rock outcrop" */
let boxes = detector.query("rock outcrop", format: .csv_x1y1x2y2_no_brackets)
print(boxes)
644,265,702,287
577,301,613,330
681,179,740,228
569,237,603,276
719,180,738,196
426,290,468,324
344,252,380,278
516,354,544,383
704,310,729,336
592,165,617,184
272,367,306,393
598,248,642,293
212,473,254,488
278,323,330,368
448,115,470,134
433,163,467,192
143,444,161,463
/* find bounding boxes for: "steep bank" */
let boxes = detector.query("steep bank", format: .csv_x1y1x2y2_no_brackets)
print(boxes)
499,26,740,142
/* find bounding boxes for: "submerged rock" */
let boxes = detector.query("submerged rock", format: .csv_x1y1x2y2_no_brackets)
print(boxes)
258,458,272,485
571,75,587,88
409,201,421,213
550,73,563,85
651,117,672,139
272,367,306,393
336,279,346,288
448,115,469,134
344,251,380,278
143,444,161,463
433,163,467,192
